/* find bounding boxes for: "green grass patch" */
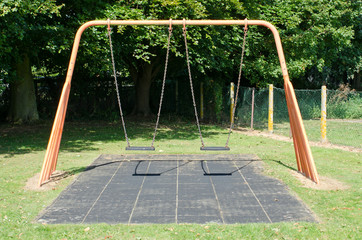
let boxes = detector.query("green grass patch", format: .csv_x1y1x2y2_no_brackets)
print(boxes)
274,119,362,148
0,120,361,239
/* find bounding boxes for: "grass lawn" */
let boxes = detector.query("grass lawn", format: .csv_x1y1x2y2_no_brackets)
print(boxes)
273,119,362,148
0,120,361,239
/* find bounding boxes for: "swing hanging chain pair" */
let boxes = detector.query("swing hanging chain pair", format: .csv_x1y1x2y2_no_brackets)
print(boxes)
107,18,172,149
183,18,249,149
107,18,248,150
107,19,131,147
151,19,173,148
183,20,205,148
225,19,249,148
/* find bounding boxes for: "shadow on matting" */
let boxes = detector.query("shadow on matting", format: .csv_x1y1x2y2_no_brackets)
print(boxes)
37,154,315,224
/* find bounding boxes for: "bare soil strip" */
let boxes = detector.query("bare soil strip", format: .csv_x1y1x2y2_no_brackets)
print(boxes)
235,127,361,153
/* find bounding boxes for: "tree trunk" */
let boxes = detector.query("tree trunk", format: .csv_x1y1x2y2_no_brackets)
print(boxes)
7,53,39,123
134,74,152,116
130,60,161,116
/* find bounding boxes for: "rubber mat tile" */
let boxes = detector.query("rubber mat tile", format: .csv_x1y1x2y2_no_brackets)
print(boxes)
84,203,135,223
177,207,220,217
142,177,177,185
38,213,85,224
38,205,92,224
131,215,176,224
132,200,176,217
177,215,223,224
217,194,260,207
223,215,270,224
177,176,211,184
177,199,219,209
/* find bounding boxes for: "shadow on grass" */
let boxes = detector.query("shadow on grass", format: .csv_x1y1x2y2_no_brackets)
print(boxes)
264,159,298,172
0,122,52,157
48,166,89,181
66,166,89,176
0,120,228,156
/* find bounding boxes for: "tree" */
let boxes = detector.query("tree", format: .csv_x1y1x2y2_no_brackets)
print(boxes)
106,0,246,116
2,0,358,122
243,0,359,89
0,0,63,122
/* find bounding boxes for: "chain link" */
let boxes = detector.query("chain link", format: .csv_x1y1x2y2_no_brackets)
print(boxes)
107,23,130,147
225,24,248,147
183,27,205,147
151,27,173,148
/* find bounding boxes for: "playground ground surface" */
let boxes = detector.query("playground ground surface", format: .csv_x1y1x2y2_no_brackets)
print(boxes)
37,154,315,224
0,120,360,239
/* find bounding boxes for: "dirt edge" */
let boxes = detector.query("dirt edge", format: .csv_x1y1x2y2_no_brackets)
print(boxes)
24,171,70,192
290,170,350,190
234,127,361,153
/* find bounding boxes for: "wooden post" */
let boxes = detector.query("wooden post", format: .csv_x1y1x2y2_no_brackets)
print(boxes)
268,84,274,133
321,85,327,143
230,82,235,124
251,87,255,130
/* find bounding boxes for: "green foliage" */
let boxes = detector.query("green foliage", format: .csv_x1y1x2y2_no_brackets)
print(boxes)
206,79,224,122
0,70,6,94
105,0,247,79
344,95,362,119
243,0,359,88
0,0,63,68
326,84,360,119
0,0,360,121
328,86,362,119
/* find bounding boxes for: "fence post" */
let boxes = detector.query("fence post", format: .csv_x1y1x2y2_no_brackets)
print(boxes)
251,87,255,130
200,82,204,120
230,82,235,124
321,85,327,143
268,84,274,133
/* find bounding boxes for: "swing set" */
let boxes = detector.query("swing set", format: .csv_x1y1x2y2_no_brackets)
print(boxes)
38,19,319,186
108,19,246,151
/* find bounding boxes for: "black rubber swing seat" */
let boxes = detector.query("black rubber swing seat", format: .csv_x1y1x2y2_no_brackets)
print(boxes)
126,146,155,151
200,146,230,151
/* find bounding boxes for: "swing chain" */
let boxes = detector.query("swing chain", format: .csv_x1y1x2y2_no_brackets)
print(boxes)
225,18,249,148
183,20,205,147
107,19,131,147
151,19,173,148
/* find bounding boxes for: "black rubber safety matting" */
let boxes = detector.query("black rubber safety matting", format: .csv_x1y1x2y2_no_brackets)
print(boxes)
37,154,315,224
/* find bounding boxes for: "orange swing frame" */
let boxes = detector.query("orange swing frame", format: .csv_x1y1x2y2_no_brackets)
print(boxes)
38,19,319,186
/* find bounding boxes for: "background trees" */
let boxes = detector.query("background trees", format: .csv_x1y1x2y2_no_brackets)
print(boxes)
0,0,63,122
235,0,360,89
105,0,246,115
0,0,360,122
